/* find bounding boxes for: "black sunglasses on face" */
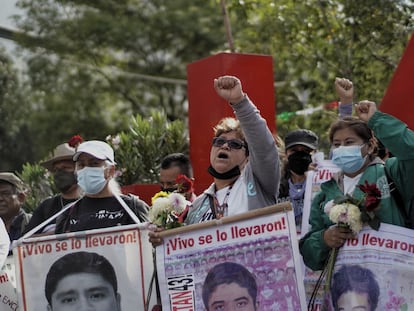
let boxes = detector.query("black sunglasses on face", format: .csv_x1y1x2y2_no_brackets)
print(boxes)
212,137,245,150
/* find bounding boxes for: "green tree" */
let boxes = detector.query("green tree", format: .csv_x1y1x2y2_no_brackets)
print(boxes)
107,110,188,185
226,0,414,148
11,0,226,162
0,49,34,170
4,0,414,167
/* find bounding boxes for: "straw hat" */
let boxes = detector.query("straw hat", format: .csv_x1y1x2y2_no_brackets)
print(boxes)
41,143,76,171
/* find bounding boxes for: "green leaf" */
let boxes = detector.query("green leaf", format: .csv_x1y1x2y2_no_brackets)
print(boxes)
360,211,371,223
107,110,188,185
18,162,54,212
333,195,349,204
368,217,381,231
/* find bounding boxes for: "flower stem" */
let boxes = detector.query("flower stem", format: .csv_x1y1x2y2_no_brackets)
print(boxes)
324,247,338,292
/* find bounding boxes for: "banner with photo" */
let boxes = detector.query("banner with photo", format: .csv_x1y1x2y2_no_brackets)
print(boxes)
0,256,18,311
301,160,341,310
327,223,414,310
301,159,341,237
156,203,308,311
12,224,156,311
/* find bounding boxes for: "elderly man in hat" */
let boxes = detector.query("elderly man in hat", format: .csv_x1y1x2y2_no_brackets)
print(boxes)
277,129,319,231
0,173,31,248
55,140,149,233
23,143,82,234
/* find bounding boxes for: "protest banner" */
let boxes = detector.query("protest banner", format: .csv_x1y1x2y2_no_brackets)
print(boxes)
301,160,414,310
156,203,308,311
12,224,156,311
326,223,414,310
301,159,341,237
0,257,18,311
301,160,341,310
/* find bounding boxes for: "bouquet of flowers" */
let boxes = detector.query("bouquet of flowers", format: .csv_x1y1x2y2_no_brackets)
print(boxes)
148,174,193,229
325,180,382,232
149,191,188,229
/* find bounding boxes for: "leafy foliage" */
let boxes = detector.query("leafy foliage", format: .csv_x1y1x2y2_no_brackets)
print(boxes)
106,110,188,185
7,0,225,165
228,0,414,145
0,0,413,171
0,51,34,170
17,162,54,212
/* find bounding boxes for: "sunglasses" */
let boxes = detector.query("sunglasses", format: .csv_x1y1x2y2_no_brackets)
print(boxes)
212,137,246,150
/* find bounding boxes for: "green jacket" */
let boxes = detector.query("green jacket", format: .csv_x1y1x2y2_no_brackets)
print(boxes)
299,111,414,271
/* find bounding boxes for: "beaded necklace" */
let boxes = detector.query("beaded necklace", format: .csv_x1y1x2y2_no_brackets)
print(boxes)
213,181,236,219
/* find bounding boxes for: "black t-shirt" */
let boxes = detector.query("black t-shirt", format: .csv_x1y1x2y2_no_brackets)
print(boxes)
23,195,78,234
55,194,149,234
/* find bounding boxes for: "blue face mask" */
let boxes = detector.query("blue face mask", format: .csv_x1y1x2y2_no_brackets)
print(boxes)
76,166,107,194
331,144,367,174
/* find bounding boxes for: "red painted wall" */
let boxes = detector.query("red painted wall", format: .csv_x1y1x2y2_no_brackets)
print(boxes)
187,53,276,194
380,33,414,130
122,184,160,205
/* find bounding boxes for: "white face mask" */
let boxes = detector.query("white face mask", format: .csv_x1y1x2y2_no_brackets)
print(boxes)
331,144,367,174
76,166,107,194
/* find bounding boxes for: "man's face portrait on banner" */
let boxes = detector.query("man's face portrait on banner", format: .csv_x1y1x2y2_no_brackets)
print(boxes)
331,265,379,311
206,282,257,311
336,291,371,311
47,272,121,311
202,262,258,311
45,251,121,311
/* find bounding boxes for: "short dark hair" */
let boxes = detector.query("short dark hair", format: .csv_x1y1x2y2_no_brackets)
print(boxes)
329,117,378,153
160,153,193,178
331,265,379,311
202,262,257,309
45,251,118,304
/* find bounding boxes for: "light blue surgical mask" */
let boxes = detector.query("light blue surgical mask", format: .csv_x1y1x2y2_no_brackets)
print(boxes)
76,166,107,194
331,144,367,174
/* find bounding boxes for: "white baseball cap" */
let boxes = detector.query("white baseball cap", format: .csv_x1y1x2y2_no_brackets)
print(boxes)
73,140,116,164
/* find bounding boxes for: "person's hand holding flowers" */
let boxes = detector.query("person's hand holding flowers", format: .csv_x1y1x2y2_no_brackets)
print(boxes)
321,180,382,290
147,174,194,247
149,191,189,230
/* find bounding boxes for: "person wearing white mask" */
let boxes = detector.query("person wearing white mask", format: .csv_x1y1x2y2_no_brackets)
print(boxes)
55,140,149,234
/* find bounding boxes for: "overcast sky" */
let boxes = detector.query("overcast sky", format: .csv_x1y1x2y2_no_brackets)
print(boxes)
0,0,19,29
0,0,24,61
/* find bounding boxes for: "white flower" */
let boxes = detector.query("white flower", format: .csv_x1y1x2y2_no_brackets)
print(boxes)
149,192,188,228
324,200,335,214
329,202,362,234
106,134,121,150
168,193,188,214
111,134,121,147
148,197,168,225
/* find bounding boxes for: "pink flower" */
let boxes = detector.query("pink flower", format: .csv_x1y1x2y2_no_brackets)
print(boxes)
324,200,335,214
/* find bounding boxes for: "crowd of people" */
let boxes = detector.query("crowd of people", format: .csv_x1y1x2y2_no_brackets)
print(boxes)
1,75,413,310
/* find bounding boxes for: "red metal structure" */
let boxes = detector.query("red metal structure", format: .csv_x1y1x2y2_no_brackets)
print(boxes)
380,33,414,130
187,52,276,194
